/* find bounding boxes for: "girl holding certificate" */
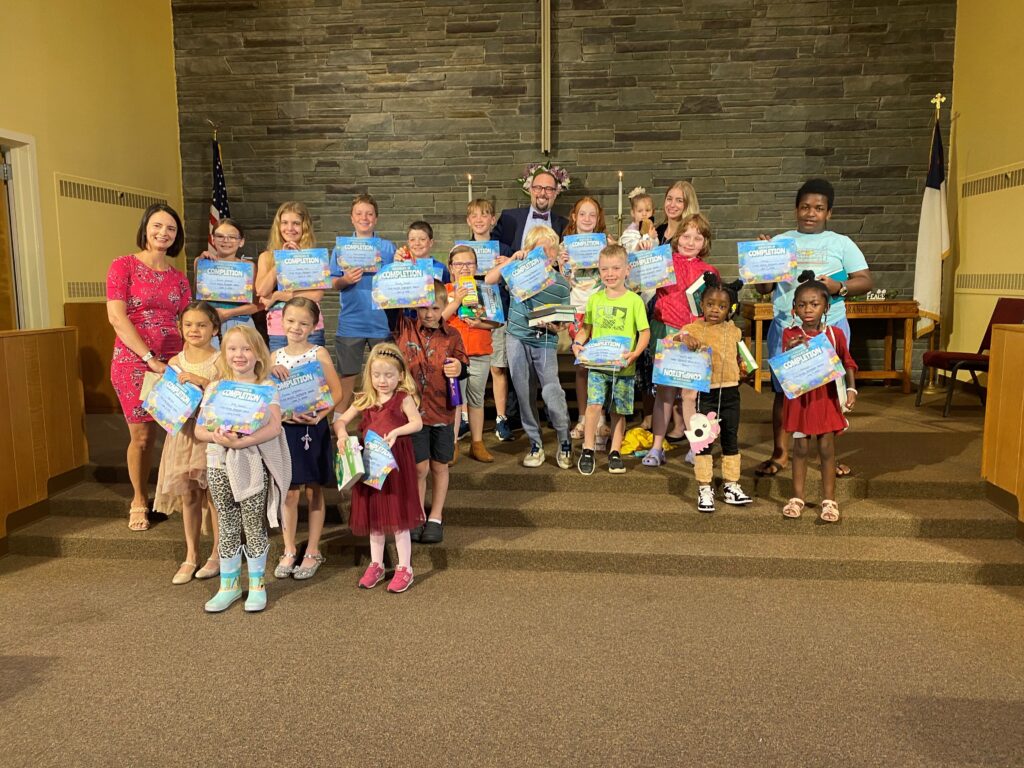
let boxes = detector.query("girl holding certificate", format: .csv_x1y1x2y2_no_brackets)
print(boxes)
200,219,261,347
269,298,343,581
196,326,291,613
255,202,326,352
780,272,858,523
333,344,424,594
153,302,223,584
560,197,614,444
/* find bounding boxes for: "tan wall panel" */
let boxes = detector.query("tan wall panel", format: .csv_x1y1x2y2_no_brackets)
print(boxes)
982,326,1024,518
64,302,119,414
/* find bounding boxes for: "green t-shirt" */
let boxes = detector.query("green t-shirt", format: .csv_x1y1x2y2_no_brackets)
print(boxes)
584,288,650,376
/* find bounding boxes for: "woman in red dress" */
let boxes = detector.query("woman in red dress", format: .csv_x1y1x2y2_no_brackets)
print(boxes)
106,204,192,531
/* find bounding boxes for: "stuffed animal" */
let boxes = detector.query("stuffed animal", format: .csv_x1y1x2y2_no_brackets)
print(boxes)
684,411,721,454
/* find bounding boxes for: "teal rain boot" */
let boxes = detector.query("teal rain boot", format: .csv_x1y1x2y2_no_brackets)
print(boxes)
244,546,268,613
204,551,243,613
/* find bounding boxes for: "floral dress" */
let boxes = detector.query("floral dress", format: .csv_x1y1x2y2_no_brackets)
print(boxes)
106,254,192,422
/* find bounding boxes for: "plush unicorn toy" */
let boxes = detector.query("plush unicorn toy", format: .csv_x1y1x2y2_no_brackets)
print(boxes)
684,411,721,454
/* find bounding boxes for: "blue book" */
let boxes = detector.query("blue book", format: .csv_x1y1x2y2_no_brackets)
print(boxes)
652,338,712,393
478,283,505,323
564,233,607,270
334,236,385,273
455,240,499,273
737,238,797,284
196,258,254,304
767,332,844,400
143,367,203,436
371,260,435,310
198,380,277,435
274,248,331,291
363,429,399,490
500,247,556,302
273,360,333,420
628,244,675,292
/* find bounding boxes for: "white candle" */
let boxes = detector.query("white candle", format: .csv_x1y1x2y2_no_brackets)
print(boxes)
467,174,473,203
617,171,623,218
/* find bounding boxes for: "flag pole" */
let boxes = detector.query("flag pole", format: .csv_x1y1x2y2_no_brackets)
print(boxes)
922,94,946,395
206,118,218,142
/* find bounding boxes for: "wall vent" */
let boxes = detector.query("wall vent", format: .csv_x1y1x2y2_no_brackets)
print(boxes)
66,281,107,300
962,167,1024,198
955,273,1024,294
58,178,167,210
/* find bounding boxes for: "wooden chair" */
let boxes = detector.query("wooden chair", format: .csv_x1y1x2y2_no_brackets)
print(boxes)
916,298,1024,417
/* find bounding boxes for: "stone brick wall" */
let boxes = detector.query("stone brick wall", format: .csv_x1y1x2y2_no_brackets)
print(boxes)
172,0,955,364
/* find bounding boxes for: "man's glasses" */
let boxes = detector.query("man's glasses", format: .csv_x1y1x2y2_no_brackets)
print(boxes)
531,185,557,194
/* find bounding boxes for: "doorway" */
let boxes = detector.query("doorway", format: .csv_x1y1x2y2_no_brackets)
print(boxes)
0,151,17,330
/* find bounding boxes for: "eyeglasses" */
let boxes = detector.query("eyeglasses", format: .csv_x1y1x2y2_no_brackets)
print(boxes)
531,185,557,194
450,261,476,267
213,234,241,241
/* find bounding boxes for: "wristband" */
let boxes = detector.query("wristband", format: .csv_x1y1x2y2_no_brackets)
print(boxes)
846,388,858,394
141,350,155,363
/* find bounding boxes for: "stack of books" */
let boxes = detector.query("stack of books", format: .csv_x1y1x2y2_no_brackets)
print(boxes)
528,304,576,327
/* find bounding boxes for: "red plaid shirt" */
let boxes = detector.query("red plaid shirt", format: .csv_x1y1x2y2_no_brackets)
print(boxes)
392,314,468,426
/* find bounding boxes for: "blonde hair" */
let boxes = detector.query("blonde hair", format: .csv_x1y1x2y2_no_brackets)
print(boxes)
663,180,700,223
598,243,628,265
523,225,559,250
353,342,420,411
267,201,316,251
217,325,273,383
467,198,495,217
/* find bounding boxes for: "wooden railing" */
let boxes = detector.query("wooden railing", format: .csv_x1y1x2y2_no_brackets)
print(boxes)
982,324,1024,520
0,327,89,538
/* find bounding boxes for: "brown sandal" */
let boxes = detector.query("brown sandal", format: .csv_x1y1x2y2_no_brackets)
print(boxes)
782,498,805,519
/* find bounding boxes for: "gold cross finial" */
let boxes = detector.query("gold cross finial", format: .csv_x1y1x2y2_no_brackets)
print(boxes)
931,93,946,120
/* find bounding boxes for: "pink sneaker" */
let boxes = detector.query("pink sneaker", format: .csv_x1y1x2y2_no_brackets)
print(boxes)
358,562,385,589
386,566,414,593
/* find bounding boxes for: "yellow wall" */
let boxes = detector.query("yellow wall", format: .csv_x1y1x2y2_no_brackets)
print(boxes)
950,0,1024,353
0,0,182,327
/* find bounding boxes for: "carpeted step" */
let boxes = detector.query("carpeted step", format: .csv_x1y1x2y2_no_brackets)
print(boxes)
45,481,1012,540
11,515,1024,585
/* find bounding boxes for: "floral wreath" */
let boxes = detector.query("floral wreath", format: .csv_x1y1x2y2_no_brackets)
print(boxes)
517,162,571,197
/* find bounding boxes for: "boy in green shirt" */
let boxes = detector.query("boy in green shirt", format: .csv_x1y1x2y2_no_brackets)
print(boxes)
571,244,651,474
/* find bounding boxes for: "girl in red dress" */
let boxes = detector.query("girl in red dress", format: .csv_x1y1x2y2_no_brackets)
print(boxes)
781,271,859,523
333,342,424,593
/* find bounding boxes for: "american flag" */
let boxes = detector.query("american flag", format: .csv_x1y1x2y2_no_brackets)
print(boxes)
208,137,231,245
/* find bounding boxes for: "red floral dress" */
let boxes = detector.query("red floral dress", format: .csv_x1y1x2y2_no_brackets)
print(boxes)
781,326,858,436
106,254,192,422
348,391,424,536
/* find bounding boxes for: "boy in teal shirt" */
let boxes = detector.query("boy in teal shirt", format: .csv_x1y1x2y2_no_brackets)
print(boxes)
572,244,651,475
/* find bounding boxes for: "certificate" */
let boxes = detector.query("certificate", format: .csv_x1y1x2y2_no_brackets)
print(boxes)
652,338,712,393
274,360,334,420
628,244,675,292
196,258,254,303
198,380,276,435
737,238,797,284
501,247,556,302
334,236,384,272
143,367,203,436
576,335,631,371
274,248,331,291
478,283,505,323
768,332,844,400
362,430,399,490
371,260,435,309
563,233,607,270
455,240,499,273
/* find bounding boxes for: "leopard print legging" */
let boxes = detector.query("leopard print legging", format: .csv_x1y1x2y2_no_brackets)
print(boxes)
208,467,270,558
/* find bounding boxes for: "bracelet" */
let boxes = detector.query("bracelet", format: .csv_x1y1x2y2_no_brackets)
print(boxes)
846,388,858,394
141,350,154,363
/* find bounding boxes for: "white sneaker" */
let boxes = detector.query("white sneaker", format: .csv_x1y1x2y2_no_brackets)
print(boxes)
523,443,546,468
697,484,715,513
685,450,695,465
722,482,753,506
556,441,573,469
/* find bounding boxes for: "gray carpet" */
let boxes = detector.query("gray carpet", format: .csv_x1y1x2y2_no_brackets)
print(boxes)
1,555,1023,767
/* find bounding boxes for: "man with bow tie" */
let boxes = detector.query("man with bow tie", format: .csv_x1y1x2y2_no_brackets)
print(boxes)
492,170,568,251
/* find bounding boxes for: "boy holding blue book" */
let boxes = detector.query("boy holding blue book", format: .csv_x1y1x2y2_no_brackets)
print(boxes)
571,244,650,475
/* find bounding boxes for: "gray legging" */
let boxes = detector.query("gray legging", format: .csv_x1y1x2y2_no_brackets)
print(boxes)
208,467,269,558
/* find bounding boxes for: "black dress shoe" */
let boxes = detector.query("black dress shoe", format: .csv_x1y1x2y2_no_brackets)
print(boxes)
419,520,444,544
410,524,425,542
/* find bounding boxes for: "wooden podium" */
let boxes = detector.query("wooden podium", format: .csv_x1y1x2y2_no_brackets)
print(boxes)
740,300,920,393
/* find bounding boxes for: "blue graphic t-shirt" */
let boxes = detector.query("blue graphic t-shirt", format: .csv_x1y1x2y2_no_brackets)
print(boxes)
331,234,397,338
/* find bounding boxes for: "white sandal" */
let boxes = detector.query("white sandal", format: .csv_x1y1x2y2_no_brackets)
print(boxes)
820,499,840,523
782,498,805,519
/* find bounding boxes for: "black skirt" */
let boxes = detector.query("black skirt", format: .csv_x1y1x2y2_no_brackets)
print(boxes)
283,420,334,487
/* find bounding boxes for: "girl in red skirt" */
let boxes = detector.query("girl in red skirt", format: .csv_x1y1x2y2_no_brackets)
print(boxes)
781,271,858,523
333,342,424,593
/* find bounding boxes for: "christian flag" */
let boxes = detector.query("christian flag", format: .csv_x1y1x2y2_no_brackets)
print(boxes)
913,120,950,338
208,138,231,246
